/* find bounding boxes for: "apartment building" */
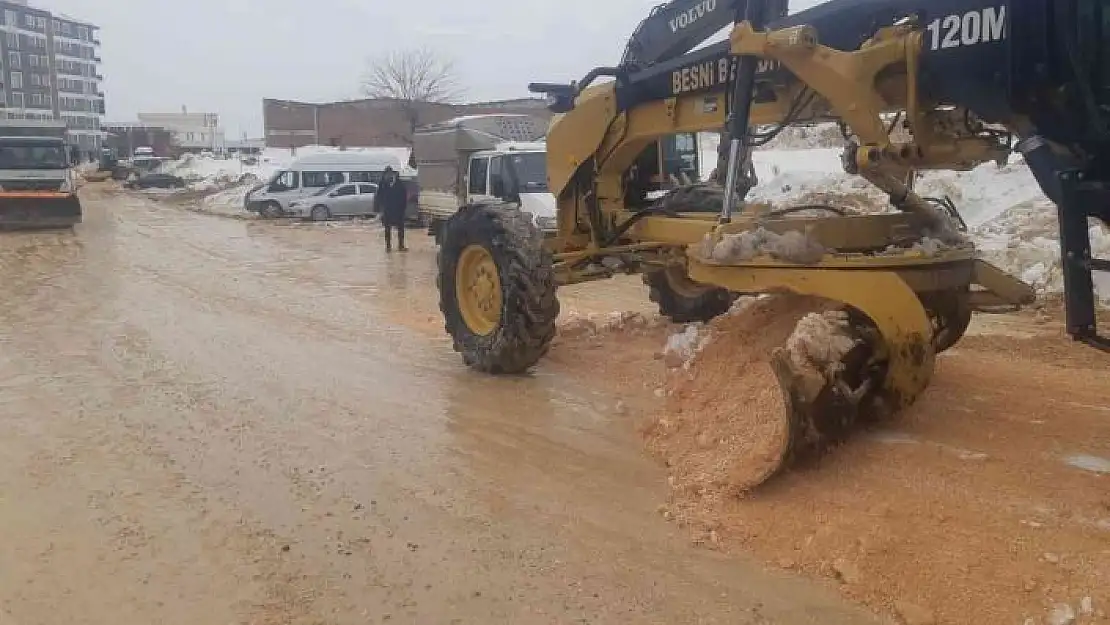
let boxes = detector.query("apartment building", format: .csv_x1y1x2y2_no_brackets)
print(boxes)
0,0,104,154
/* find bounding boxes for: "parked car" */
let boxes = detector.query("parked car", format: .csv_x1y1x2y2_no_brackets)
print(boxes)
126,172,185,190
286,182,379,221
244,151,415,220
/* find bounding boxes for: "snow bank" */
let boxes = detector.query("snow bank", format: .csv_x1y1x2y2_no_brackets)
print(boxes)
153,145,415,216
198,181,262,217
163,145,414,190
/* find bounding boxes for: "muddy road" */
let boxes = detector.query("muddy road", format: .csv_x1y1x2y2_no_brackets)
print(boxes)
0,186,876,625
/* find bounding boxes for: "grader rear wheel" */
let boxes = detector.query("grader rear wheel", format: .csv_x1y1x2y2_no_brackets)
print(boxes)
437,203,560,374
643,266,734,323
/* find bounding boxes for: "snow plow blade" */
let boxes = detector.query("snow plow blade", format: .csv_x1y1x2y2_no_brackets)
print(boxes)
0,192,82,229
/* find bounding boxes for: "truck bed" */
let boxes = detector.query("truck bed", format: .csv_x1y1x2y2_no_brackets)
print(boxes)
418,191,461,222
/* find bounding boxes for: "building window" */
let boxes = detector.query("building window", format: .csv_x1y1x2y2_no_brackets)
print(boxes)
10,92,23,108
11,72,22,89
29,93,40,106
7,52,18,69
77,26,88,41
52,19,60,32
28,55,36,68
4,10,15,26
23,14,33,28
35,16,45,29
29,74,38,86
6,32,18,48
44,94,50,107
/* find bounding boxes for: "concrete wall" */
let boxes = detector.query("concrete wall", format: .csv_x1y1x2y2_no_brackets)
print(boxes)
262,98,553,149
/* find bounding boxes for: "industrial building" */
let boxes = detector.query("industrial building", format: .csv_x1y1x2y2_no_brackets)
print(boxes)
262,97,552,150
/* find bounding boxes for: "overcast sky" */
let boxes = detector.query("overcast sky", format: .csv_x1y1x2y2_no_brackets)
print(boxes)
49,0,825,138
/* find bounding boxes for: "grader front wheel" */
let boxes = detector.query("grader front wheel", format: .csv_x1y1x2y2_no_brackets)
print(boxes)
437,203,560,374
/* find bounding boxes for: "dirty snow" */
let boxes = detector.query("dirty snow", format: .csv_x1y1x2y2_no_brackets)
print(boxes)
701,226,827,265
558,311,659,338
694,131,1107,301
662,323,712,369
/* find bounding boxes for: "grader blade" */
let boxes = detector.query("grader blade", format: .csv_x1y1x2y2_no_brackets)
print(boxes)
0,192,82,229
718,298,884,491
682,260,941,491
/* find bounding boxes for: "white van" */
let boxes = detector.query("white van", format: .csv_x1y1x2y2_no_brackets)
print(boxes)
245,151,417,219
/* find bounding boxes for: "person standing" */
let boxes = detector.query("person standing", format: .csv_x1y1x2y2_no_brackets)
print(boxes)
374,166,408,252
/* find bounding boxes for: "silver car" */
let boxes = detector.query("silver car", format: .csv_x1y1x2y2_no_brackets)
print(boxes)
286,182,379,221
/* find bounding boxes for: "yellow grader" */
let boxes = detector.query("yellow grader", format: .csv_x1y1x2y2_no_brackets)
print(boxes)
435,0,1109,488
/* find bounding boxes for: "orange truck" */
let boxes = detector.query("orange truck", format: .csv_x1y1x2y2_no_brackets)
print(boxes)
0,119,81,229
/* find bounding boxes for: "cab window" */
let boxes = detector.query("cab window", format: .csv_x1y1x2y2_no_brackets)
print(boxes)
468,157,489,195
304,171,345,188
334,184,357,197
268,170,299,192
488,156,506,196
358,184,377,194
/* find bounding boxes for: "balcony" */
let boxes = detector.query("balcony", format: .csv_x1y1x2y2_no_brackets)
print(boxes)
95,74,103,81
93,56,101,63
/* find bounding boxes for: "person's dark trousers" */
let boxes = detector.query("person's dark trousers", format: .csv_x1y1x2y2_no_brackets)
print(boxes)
384,223,406,252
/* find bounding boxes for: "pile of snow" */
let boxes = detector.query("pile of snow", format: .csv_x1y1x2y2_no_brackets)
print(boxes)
703,226,827,265
661,323,713,369
558,311,660,338
198,181,262,217
164,145,412,189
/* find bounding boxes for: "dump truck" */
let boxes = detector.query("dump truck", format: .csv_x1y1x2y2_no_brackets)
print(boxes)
0,119,81,229
413,114,557,243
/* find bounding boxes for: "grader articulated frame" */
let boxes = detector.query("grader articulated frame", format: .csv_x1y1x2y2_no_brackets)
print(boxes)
436,0,1040,489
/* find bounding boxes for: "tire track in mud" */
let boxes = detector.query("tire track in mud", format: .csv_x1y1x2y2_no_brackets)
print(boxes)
0,306,336,625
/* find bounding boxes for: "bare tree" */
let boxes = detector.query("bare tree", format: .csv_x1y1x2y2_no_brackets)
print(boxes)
361,47,464,147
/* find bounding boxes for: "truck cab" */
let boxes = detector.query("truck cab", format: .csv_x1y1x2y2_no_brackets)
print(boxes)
0,119,82,228
462,143,555,231
414,114,557,243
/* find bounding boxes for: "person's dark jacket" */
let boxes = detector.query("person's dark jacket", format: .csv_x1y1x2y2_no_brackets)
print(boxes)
374,178,408,226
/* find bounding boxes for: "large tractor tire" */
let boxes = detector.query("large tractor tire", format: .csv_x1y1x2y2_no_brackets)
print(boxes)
643,265,734,323
437,203,560,374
